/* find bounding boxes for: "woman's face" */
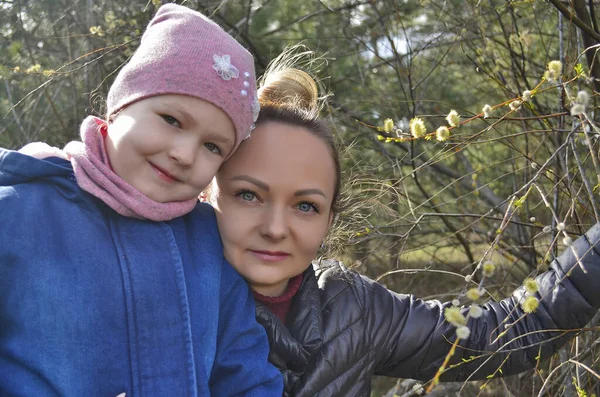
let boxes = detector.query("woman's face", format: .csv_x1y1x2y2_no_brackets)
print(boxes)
212,121,337,296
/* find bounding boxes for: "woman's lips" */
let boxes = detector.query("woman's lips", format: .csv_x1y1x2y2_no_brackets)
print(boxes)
250,250,290,262
150,162,179,183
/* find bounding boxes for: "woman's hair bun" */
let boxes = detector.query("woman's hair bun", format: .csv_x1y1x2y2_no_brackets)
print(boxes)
257,44,327,114
258,68,319,113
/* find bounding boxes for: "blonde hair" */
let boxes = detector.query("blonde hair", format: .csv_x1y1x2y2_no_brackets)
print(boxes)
258,68,319,114
257,44,327,113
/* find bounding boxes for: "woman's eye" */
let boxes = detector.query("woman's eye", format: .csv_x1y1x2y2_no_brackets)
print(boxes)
240,191,255,201
161,115,181,127
298,202,318,213
204,142,222,155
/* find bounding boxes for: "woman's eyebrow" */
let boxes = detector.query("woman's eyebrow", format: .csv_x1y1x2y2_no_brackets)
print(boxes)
230,175,269,191
229,176,327,198
295,189,327,198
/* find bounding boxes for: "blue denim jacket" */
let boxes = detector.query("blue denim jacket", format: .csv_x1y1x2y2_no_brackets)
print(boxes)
0,149,283,396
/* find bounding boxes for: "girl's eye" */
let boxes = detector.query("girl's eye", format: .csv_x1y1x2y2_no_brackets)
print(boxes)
298,202,319,213
204,142,222,155
161,115,181,128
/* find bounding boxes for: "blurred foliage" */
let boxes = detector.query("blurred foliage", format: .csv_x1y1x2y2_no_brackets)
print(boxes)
2,0,600,395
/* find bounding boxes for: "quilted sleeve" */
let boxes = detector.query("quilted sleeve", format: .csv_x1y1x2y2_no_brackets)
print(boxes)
370,223,600,381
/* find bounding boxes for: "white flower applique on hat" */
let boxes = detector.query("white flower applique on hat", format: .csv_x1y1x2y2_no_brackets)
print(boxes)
213,54,239,81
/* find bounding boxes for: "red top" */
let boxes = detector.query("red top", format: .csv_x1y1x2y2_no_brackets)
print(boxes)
253,273,304,325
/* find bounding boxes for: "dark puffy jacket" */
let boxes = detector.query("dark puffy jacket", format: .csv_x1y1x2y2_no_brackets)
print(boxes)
255,224,600,397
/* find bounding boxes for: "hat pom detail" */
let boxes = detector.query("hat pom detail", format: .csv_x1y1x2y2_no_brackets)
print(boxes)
251,94,260,122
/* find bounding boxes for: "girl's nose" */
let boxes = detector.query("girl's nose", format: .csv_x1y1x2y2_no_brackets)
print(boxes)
169,137,196,167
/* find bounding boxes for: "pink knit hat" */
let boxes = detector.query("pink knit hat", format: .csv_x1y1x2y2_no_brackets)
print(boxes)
107,4,259,153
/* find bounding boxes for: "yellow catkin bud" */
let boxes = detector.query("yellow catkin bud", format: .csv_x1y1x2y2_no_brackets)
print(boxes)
456,326,470,339
521,296,539,313
482,261,496,277
444,307,466,327
410,117,426,138
577,90,590,106
523,278,538,294
446,110,460,127
89,26,105,36
571,104,585,116
544,60,562,82
547,60,562,77
26,64,41,74
509,100,521,111
466,287,482,301
383,118,394,133
469,304,483,318
482,104,492,118
436,126,450,142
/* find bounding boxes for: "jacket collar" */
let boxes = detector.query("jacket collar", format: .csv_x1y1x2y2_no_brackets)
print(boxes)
255,265,323,371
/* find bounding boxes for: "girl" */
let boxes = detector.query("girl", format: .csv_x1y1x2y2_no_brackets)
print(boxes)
0,4,281,397
209,65,600,396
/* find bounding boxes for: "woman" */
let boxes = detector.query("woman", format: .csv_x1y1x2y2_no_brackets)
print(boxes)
209,65,600,396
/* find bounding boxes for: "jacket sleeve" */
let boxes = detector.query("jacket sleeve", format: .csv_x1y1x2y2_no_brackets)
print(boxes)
371,223,600,381
209,261,284,396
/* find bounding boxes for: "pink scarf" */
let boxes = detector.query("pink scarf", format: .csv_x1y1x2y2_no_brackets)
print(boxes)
62,116,197,221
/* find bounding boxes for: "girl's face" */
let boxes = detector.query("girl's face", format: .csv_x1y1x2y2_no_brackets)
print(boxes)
106,94,235,203
212,121,336,296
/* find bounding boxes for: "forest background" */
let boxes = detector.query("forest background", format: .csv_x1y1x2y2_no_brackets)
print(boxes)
2,0,600,395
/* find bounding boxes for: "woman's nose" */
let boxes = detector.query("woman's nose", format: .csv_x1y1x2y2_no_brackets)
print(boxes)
260,207,288,240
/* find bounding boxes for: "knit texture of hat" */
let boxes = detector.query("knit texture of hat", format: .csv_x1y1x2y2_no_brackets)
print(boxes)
107,4,259,153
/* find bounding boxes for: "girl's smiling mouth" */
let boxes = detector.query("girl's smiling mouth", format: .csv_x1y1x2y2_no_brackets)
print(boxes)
149,162,181,183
